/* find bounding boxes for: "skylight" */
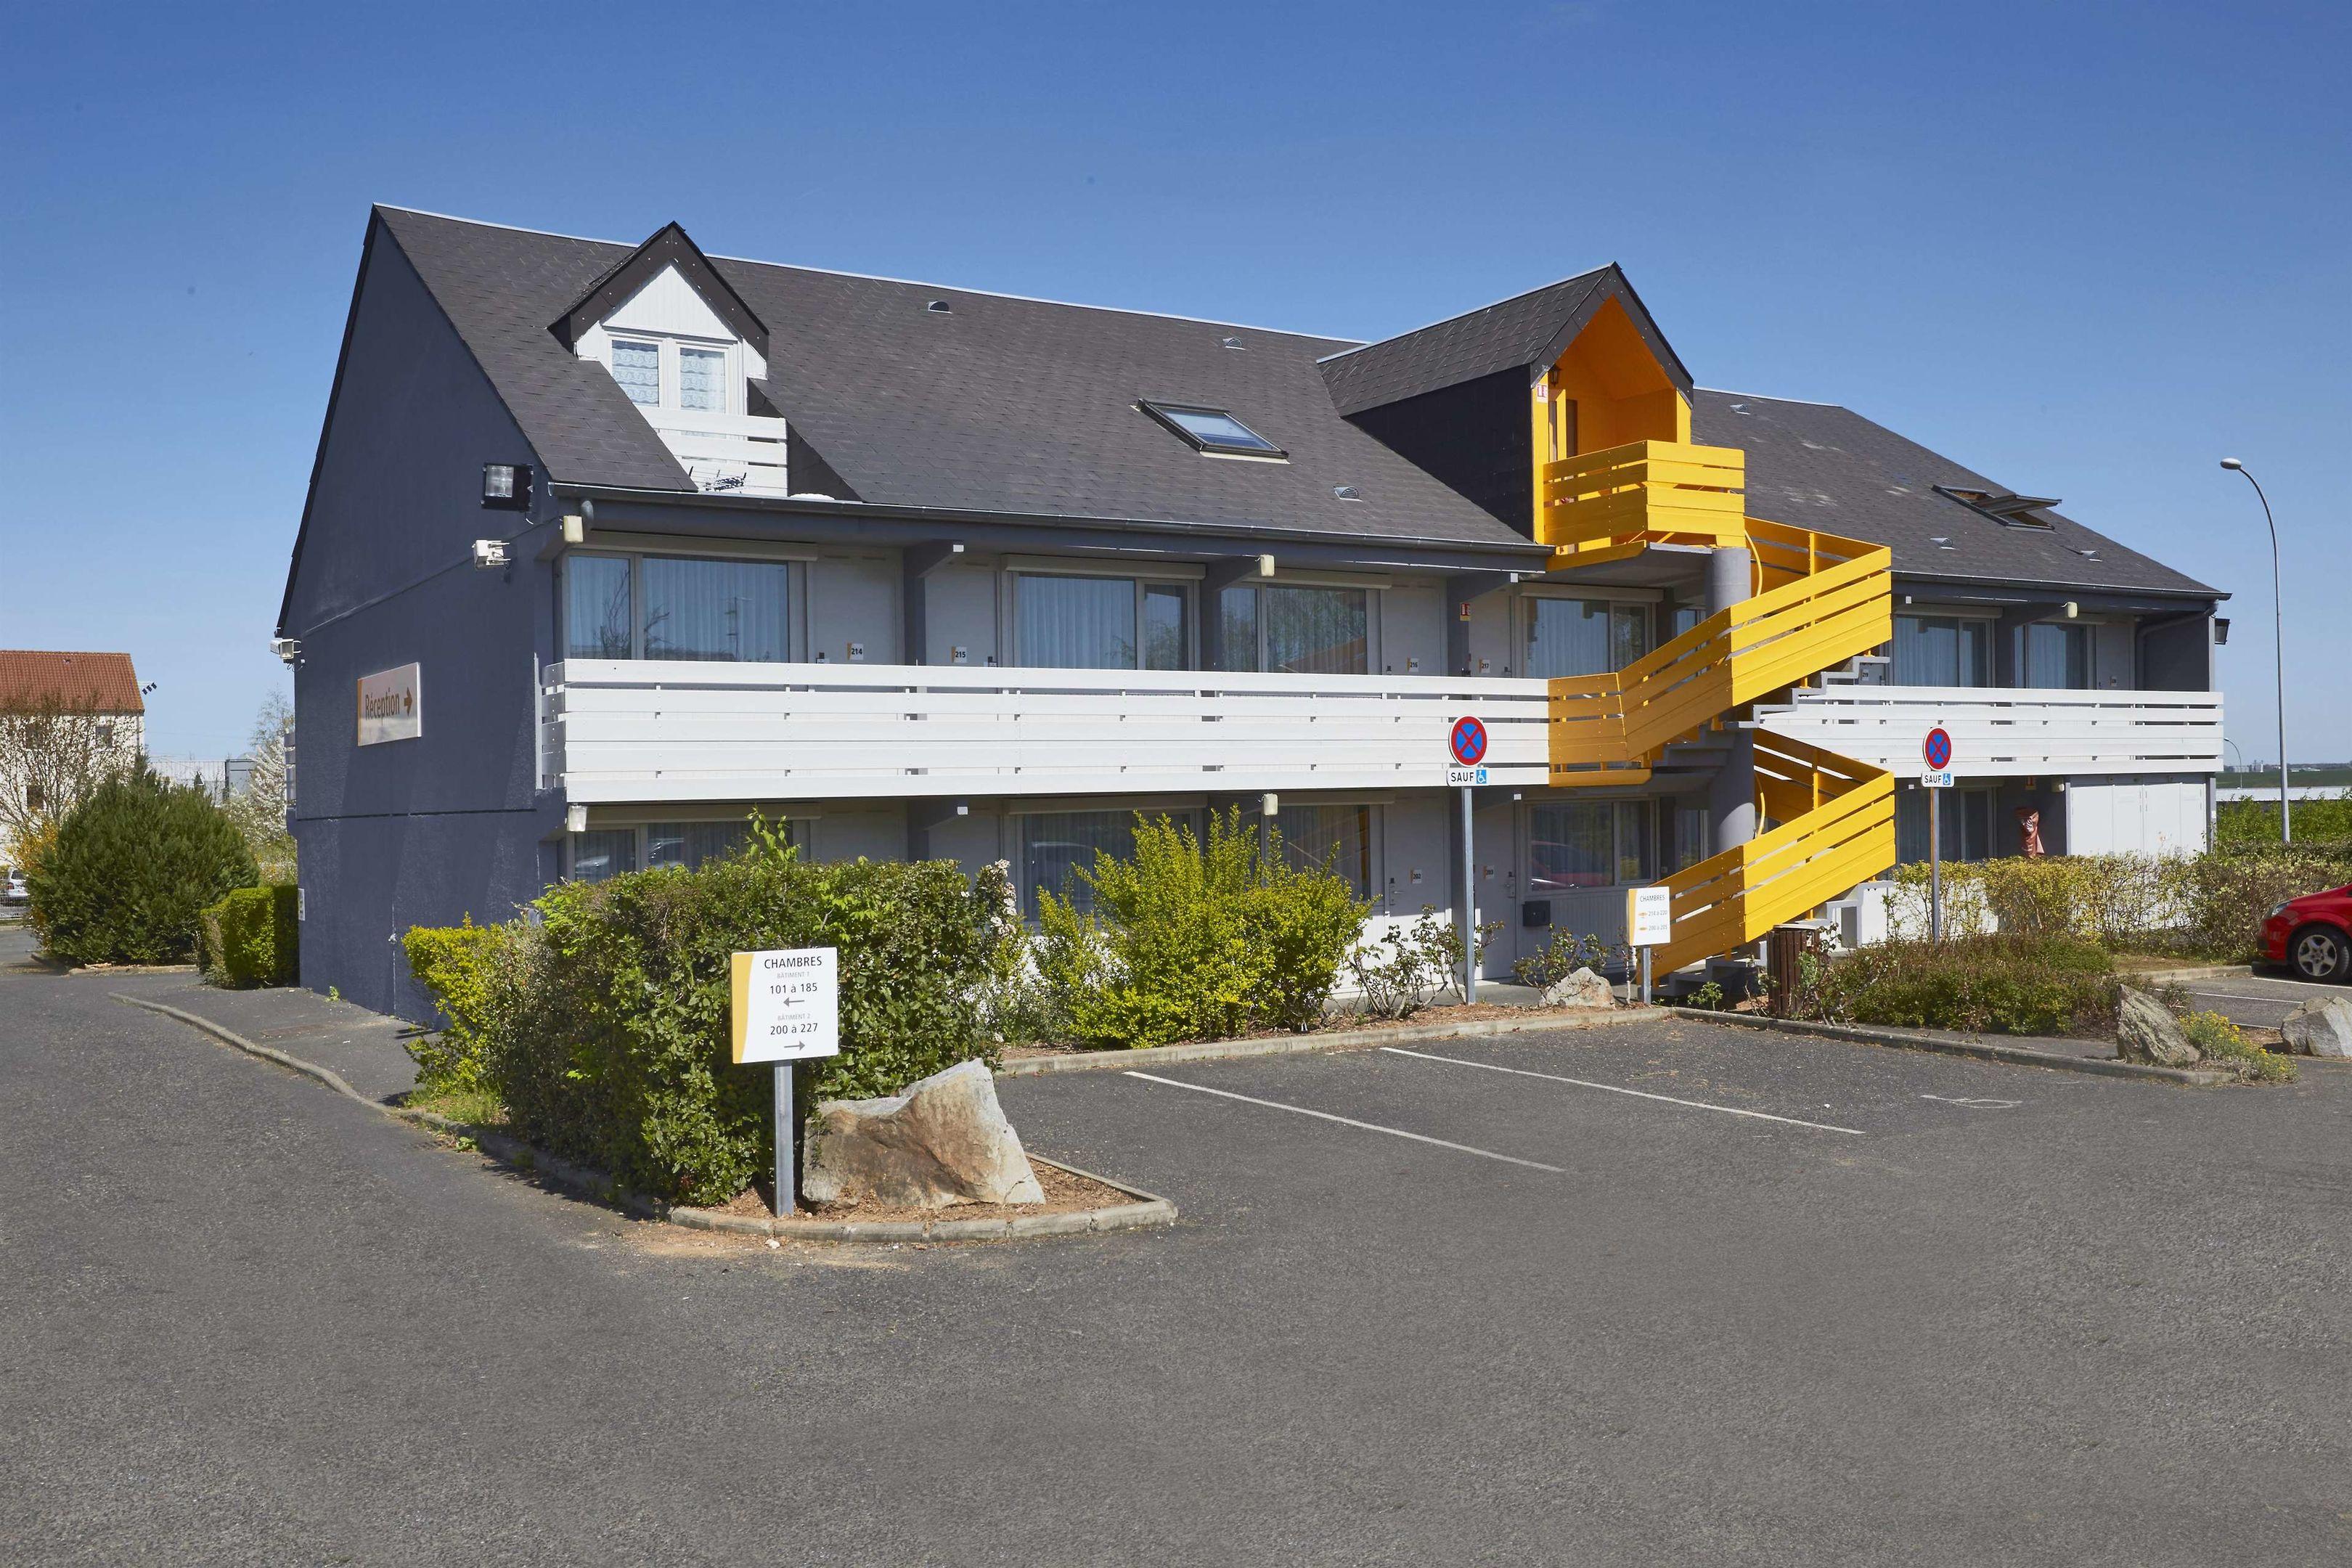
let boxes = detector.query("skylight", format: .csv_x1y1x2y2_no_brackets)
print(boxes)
1140,401,1286,458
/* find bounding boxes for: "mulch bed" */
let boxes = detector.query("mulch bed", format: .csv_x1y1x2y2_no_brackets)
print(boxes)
692,1159,1132,1228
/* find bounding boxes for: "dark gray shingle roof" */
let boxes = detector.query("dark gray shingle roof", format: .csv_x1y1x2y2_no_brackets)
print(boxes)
375,207,1536,552
1693,389,2218,599
1318,265,1689,417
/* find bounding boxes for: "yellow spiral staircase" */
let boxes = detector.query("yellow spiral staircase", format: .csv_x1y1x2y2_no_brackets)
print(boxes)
1538,439,1898,975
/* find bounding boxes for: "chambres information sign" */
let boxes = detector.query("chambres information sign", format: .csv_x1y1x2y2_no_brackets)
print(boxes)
729,947,841,1064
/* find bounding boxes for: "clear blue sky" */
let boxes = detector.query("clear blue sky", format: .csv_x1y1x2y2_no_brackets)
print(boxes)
5,1,2345,764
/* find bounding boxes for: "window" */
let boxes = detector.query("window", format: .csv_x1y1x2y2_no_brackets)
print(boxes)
678,346,727,412
2022,622,2093,689
1529,801,1658,891
565,555,634,659
568,829,637,883
647,820,751,870
1019,811,1142,918
611,339,660,406
1216,584,1368,674
1894,614,1991,687
1252,804,1373,899
1895,787,1993,865
1139,401,1285,458
1014,575,1189,670
1670,805,1710,875
563,554,794,663
642,557,792,662
1525,598,1650,679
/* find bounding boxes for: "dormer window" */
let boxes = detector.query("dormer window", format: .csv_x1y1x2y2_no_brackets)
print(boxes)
612,338,661,405
1140,400,1286,460
679,346,727,411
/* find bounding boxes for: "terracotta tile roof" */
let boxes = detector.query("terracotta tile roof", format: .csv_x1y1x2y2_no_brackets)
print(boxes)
0,650,144,713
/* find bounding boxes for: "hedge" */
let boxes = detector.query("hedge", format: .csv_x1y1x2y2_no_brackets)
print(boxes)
197,883,298,987
404,837,1014,1205
1881,846,2352,960
29,771,257,964
1808,934,2123,1037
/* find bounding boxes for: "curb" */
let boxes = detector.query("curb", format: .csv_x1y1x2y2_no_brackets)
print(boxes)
1665,1006,2231,1086
2115,964,2254,983
997,1005,1665,1077
114,994,1176,1243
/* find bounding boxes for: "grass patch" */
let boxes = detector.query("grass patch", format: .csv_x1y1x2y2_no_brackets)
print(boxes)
401,1080,507,1128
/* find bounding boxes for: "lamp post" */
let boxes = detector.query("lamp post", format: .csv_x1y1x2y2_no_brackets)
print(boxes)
2220,458,2290,843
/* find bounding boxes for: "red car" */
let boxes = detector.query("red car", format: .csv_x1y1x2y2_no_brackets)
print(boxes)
2263,883,2352,982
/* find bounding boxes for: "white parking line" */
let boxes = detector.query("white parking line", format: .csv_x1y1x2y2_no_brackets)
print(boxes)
1379,1047,1869,1135
1122,1071,1567,1172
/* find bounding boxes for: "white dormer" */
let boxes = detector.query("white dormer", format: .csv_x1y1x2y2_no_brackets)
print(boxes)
555,226,789,496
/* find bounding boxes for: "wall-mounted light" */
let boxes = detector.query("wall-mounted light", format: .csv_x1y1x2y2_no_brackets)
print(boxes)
2214,618,2231,645
482,462,534,511
562,514,585,544
472,539,511,569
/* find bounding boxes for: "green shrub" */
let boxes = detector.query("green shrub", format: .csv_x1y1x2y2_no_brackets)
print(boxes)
197,883,298,987
2180,1008,2295,1085
2217,791,2352,847
1036,810,1371,1047
1808,934,2120,1037
399,917,510,1094
2165,846,2352,960
403,834,1013,1205
29,771,257,964
1512,928,1613,992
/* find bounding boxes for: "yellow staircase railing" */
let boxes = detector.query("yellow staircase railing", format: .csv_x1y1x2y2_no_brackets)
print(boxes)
1538,439,1898,973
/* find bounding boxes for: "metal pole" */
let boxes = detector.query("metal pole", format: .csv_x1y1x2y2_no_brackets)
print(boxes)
1640,945,1653,1007
773,1060,796,1216
2228,463,2290,844
1929,786,1943,944
1459,784,1477,1004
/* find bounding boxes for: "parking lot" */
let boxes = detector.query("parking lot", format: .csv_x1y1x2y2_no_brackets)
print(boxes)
2170,968,2351,1032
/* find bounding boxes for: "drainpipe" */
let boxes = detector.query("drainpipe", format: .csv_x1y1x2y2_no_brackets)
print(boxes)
1707,544,1756,855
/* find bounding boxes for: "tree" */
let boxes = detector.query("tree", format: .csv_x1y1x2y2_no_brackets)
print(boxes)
0,693,139,858
224,692,295,878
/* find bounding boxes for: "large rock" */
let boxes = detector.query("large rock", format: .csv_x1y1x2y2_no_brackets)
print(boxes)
801,1059,1045,1209
2281,996,2352,1058
1541,966,1615,1010
2115,986,2200,1068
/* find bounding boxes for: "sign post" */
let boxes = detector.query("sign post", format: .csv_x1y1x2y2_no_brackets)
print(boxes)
1921,724,1955,943
1627,885,1673,1005
730,946,841,1214
1447,716,1490,1003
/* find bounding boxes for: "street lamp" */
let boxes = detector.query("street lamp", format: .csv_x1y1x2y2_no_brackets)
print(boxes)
2220,458,2290,843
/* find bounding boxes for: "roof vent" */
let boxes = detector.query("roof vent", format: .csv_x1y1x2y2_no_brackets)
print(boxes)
1333,485,1362,501
926,299,954,314
1221,335,1246,350
1930,536,1958,550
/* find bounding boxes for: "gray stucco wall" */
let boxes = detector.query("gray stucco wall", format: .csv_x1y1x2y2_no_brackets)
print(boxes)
285,223,559,1018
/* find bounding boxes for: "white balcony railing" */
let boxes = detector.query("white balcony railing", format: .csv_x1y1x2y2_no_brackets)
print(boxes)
1756,685,2223,778
642,410,791,496
540,659,1553,804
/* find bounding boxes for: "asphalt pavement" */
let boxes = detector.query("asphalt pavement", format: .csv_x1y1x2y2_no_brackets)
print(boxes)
8,926,2352,1565
2170,968,2351,1032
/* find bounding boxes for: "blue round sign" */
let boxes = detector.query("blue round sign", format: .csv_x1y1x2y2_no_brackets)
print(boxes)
1924,727,1953,771
1450,715,1488,767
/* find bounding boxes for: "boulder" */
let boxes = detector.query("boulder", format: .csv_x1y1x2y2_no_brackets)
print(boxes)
2280,996,2352,1058
801,1059,1045,1209
1541,966,1616,1010
2115,986,2200,1068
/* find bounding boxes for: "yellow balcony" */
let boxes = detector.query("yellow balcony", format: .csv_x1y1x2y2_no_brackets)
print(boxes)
1538,439,1749,566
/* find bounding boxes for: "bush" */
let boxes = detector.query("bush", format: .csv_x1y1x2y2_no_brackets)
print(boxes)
30,771,257,964
1036,810,1371,1048
2166,846,2352,961
1808,934,2121,1037
399,917,510,1094
197,883,298,987
2218,791,2352,847
1512,928,1614,992
404,833,1013,1204
2179,1008,2295,1085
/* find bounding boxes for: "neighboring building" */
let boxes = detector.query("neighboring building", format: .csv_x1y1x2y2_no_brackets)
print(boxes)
0,650,147,860
279,208,2226,1013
